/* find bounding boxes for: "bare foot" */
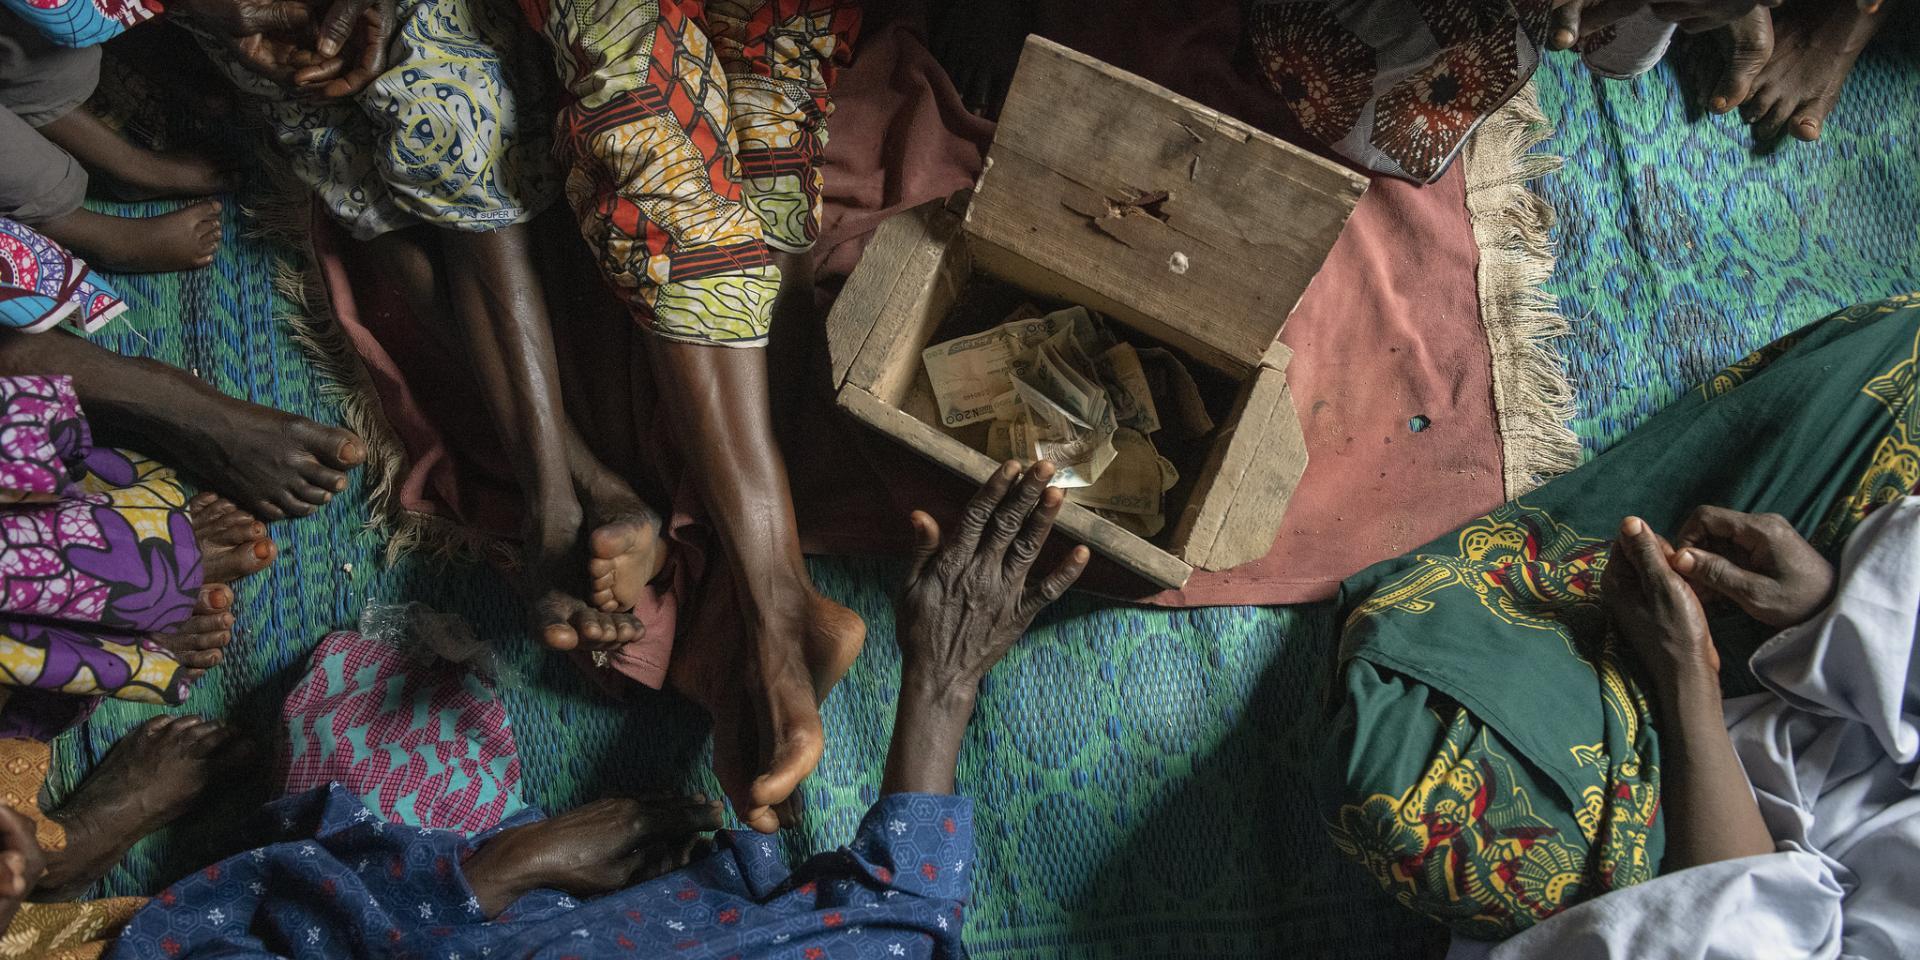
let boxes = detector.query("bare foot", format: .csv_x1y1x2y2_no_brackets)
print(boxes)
189,492,275,584
36,203,222,274
105,361,363,521
0,333,364,519
670,582,864,833
567,442,668,613
1741,0,1891,141
462,795,722,916
152,583,235,671
524,522,646,652
1707,7,1775,115
38,716,238,899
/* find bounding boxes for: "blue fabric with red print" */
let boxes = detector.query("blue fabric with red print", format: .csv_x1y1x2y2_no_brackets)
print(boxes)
108,783,973,959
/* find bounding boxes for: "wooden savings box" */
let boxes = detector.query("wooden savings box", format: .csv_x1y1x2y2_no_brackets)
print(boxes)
826,37,1367,589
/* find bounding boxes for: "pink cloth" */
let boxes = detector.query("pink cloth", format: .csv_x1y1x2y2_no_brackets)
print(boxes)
311,5,1508,642
280,631,525,833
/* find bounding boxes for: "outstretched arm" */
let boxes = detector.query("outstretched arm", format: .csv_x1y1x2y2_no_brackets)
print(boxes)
882,461,1090,795
1606,517,1775,870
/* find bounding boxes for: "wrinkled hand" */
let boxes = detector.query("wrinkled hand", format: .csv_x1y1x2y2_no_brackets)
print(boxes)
290,0,399,99
171,0,326,83
1671,506,1833,629
1604,515,1717,675
0,804,46,902
898,460,1090,694
463,795,722,916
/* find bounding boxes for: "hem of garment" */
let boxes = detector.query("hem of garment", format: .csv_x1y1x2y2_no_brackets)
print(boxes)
16,302,76,334
15,88,97,129
645,329,770,348
763,236,816,255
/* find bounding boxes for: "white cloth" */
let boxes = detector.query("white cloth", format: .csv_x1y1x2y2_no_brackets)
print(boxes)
1450,496,1920,960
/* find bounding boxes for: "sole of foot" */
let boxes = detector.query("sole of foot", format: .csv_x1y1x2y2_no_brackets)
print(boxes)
188,492,275,584
587,513,670,613
37,202,221,274
1741,0,1889,141
39,715,239,899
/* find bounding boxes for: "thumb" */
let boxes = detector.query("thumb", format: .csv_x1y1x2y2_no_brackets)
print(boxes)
1672,547,1767,602
905,511,941,585
315,0,364,57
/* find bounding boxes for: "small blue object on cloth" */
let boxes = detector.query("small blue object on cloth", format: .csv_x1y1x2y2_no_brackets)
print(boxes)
108,783,975,959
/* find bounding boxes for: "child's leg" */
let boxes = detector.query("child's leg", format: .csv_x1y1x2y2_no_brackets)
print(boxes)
0,15,222,273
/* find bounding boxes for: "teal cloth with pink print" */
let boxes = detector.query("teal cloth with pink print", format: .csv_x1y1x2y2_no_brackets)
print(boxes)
279,630,527,834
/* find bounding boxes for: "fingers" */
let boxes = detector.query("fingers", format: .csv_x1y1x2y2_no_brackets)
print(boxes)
1620,516,1692,602
1018,545,1090,622
1679,505,1790,554
242,0,315,39
977,461,1053,564
314,0,366,58
1004,486,1065,581
634,797,725,838
0,806,39,896
1710,9,1773,113
1671,545,1769,601
944,461,1017,571
0,850,26,899
1550,0,1583,50
905,511,942,588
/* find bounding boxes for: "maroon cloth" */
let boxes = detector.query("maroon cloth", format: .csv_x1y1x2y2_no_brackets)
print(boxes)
314,7,1506,606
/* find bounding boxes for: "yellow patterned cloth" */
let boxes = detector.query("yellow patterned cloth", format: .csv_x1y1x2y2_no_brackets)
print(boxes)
519,0,858,344
195,0,560,240
1327,295,1920,939
0,738,142,960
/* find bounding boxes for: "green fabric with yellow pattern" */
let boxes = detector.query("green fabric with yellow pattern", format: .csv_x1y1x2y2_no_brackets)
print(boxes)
1326,294,1920,939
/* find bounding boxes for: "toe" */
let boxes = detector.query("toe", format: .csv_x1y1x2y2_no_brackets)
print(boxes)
542,623,579,650
275,491,317,518
300,462,349,493
324,431,366,469
1791,115,1821,141
533,598,580,651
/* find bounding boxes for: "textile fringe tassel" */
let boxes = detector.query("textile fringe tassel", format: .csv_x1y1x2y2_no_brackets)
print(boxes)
1463,82,1583,499
247,174,510,567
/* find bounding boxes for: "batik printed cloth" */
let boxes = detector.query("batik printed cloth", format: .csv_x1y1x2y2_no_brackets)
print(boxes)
194,0,559,240
0,0,160,48
1447,496,1920,960
0,376,198,742
1248,0,1672,182
110,783,973,960
279,630,528,835
517,0,858,344
0,738,146,960
1327,295,1920,939
0,219,124,334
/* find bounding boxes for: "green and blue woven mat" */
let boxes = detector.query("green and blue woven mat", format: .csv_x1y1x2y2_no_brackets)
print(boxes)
50,26,1920,960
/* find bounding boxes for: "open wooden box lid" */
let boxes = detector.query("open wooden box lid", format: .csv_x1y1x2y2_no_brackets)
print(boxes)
964,37,1369,375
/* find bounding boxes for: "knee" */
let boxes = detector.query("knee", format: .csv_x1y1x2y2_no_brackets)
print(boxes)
1323,662,1597,941
368,63,555,227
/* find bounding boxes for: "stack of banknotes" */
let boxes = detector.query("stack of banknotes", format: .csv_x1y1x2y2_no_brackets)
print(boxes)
921,305,1213,536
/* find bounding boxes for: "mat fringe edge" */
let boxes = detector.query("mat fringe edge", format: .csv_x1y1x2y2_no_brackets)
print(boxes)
1463,83,1582,499
245,175,510,568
